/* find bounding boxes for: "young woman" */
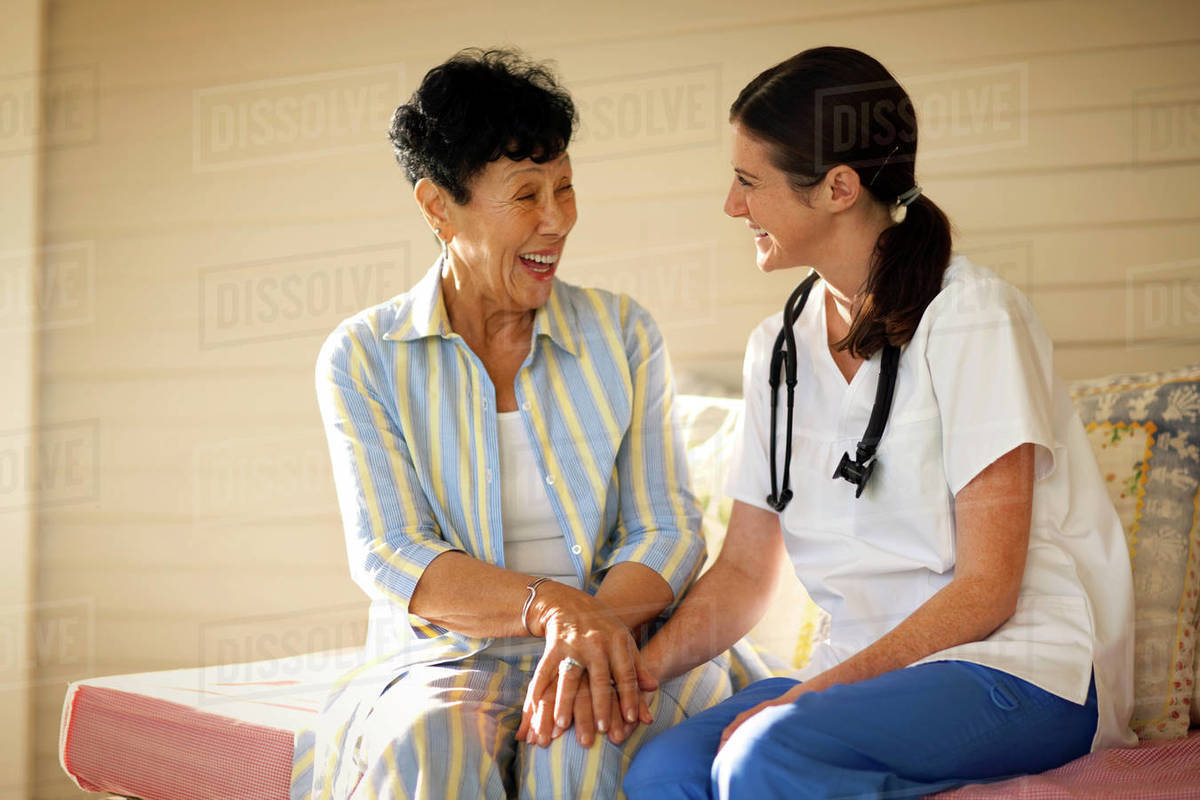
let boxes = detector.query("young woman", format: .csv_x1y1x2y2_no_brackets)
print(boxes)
622,46,1135,799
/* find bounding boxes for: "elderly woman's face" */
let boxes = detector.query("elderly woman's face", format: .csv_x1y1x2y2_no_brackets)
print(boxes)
447,152,576,312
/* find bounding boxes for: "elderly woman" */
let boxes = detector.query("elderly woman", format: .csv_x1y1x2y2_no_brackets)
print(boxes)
309,49,759,800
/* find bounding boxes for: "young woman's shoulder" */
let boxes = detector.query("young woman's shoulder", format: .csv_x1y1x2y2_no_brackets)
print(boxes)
920,253,1039,335
742,308,788,374
915,253,1055,391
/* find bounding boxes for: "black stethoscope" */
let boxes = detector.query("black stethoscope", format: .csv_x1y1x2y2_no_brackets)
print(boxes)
766,272,901,511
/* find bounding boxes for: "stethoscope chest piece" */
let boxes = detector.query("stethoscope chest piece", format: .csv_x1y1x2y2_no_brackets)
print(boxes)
832,452,875,499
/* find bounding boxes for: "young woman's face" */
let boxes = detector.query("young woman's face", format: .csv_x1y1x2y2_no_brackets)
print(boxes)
446,152,577,312
723,123,827,273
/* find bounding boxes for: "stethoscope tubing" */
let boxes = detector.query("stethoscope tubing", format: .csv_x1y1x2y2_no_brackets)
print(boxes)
766,272,900,510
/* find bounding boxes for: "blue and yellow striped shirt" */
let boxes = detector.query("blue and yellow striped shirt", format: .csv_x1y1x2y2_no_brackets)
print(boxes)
317,257,704,649
315,261,700,672
306,258,705,795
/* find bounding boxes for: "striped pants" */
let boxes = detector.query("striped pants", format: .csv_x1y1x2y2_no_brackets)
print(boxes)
350,650,737,799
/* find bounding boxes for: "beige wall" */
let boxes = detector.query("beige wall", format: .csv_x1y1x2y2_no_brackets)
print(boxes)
2,1,44,797
30,0,1200,797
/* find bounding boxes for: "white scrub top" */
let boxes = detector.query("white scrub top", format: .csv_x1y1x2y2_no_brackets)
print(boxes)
725,254,1136,752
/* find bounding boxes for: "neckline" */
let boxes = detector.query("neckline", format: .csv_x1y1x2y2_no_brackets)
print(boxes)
816,279,872,391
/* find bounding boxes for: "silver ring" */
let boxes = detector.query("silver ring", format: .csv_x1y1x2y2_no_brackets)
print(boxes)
558,656,584,673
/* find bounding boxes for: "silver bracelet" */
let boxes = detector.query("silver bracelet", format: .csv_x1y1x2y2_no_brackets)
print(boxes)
521,577,551,636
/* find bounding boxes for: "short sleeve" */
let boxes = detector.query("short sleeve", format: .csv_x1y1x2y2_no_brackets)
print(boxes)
723,318,779,513
924,275,1058,496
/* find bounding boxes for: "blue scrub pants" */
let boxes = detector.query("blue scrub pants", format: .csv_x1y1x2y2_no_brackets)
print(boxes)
623,660,1097,800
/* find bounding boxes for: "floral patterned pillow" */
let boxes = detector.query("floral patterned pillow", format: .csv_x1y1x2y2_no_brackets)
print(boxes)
1068,364,1200,739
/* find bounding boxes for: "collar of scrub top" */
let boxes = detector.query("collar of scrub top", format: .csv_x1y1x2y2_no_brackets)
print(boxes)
766,271,902,510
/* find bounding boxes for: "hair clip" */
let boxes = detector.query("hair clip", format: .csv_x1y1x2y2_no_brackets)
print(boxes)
896,185,922,207
868,144,901,187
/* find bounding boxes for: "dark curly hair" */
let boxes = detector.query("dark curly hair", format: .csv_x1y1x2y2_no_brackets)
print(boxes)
388,48,577,205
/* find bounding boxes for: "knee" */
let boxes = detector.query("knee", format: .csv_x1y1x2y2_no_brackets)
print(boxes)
623,727,713,800
711,706,796,798
519,731,625,797
364,706,500,796
375,705,455,763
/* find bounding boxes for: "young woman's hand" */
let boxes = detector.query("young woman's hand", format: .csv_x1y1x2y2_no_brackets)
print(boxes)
717,684,807,751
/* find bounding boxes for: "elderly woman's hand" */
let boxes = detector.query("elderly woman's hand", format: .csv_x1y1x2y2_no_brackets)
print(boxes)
516,670,591,748
517,666,655,748
518,583,658,745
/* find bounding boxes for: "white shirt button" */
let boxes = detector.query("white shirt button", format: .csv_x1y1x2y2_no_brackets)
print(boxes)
486,468,493,483
482,398,488,410
571,544,582,555
545,474,556,486
521,401,532,411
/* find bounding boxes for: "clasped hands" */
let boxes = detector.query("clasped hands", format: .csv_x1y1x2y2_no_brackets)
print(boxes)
515,586,658,749
514,583,814,751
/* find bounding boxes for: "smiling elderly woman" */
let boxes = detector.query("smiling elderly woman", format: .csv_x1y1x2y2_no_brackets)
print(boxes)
307,49,756,800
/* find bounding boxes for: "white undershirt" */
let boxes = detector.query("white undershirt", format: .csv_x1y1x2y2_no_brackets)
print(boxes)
484,411,581,656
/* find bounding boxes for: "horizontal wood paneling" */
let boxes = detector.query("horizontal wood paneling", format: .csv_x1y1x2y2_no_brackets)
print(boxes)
34,0,1200,796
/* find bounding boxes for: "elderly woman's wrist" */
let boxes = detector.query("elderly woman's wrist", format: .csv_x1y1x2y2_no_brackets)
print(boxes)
526,579,576,638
